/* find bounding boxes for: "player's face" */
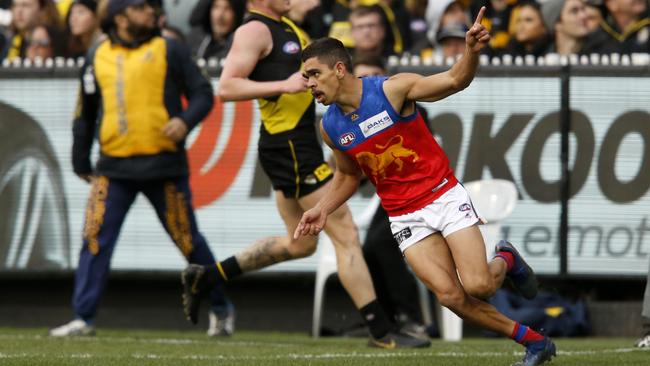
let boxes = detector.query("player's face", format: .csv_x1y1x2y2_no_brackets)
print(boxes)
303,57,340,105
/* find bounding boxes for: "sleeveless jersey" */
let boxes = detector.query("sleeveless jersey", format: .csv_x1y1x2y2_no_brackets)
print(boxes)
322,76,457,216
245,11,314,135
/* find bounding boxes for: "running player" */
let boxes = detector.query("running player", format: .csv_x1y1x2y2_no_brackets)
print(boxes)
294,7,557,366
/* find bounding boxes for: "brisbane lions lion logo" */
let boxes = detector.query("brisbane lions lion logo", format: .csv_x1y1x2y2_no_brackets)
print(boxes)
355,135,419,180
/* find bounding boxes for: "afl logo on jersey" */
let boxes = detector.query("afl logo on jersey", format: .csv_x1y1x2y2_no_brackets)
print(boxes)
283,41,301,54
339,132,356,146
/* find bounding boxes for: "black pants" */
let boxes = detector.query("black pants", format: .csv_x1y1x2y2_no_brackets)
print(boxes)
362,206,423,324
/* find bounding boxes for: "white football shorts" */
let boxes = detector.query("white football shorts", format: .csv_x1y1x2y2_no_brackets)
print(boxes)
389,182,481,253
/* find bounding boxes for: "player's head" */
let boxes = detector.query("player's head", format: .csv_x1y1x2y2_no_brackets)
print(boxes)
301,37,354,105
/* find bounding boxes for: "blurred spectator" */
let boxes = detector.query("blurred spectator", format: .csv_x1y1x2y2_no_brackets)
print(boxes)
502,1,551,57
1,0,61,61
297,1,331,39
582,0,650,54
25,23,64,59
425,0,469,46
161,23,185,42
436,22,468,59
65,0,99,58
187,0,245,59
349,4,397,58
351,52,430,340
542,0,590,55
471,0,520,54
56,0,73,21
405,0,428,54
287,0,319,28
583,0,604,32
328,0,404,56
146,0,166,28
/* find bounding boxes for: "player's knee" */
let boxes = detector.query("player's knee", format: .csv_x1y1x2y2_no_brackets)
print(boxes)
436,288,467,310
463,277,496,299
288,236,318,258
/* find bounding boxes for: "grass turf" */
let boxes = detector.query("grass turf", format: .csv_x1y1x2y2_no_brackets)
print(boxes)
0,328,647,365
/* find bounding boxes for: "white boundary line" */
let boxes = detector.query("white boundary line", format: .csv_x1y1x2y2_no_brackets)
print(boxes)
0,347,648,361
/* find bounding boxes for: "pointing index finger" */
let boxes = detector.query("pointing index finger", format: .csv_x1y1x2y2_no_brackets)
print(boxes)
475,6,486,25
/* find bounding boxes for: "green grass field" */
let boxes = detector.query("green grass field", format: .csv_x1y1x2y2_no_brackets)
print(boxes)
0,328,647,365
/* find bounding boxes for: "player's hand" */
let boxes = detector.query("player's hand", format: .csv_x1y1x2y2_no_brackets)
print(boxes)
163,117,189,142
283,72,308,94
293,207,327,239
466,6,490,53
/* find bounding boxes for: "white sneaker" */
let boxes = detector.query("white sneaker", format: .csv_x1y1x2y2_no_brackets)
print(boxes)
636,334,650,348
207,310,235,337
49,319,96,337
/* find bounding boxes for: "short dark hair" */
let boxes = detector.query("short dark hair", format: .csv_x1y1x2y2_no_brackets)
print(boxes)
302,37,354,73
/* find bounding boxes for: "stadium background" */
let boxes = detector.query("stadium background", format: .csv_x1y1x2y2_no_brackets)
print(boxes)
1,61,649,337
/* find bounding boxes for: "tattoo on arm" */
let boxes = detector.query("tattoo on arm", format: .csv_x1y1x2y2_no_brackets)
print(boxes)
236,237,293,271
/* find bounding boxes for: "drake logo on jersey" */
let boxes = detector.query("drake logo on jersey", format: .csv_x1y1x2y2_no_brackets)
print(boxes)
339,132,356,146
359,111,393,137
282,41,301,54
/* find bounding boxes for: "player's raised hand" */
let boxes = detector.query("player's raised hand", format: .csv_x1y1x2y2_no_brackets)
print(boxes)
293,207,327,239
466,6,490,53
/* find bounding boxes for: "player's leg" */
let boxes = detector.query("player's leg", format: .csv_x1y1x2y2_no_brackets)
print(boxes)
444,225,506,299
405,234,556,365
299,186,430,348
233,190,319,271
441,184,538,300
298,185,375,307
142,177,234,332
50,176,137,336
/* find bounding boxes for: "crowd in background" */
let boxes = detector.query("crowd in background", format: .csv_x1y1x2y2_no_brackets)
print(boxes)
0,0,649,65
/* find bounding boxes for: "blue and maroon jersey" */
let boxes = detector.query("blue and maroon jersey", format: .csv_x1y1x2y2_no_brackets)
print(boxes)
322,76,457,216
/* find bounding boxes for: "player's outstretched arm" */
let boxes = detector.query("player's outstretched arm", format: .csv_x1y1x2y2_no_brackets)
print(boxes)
383,7,490,109
294,123,363,239
218,21,308,101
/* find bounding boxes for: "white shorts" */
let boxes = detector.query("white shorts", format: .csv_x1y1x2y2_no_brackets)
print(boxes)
389,183,481,253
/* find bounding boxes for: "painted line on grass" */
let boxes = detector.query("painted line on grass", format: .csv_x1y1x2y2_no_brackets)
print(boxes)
0,333,294,348
1,347,648,361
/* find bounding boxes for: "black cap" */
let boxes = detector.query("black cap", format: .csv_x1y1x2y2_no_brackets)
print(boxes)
73,0,97,13
106,0,146,20
436,23,468,43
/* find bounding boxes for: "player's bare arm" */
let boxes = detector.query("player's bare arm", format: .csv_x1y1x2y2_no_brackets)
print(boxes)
293,122,363,239
382,6,490,111
219,21,307,101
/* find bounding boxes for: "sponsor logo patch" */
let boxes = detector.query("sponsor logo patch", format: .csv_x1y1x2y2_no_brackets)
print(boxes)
351,113,359,121
339,132,355,146
459,203,471,212
282,41,300,54
393,227,412,245
359,110,393,138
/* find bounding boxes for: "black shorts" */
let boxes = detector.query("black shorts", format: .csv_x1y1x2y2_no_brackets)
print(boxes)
258,125,333,199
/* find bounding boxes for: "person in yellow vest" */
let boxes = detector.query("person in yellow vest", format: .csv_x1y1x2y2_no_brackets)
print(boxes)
49,0,235,338
180,0,429,349
1,0,60,61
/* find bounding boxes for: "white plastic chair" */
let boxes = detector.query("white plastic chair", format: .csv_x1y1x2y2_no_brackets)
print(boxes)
311,195,381,338
437,179,519,341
